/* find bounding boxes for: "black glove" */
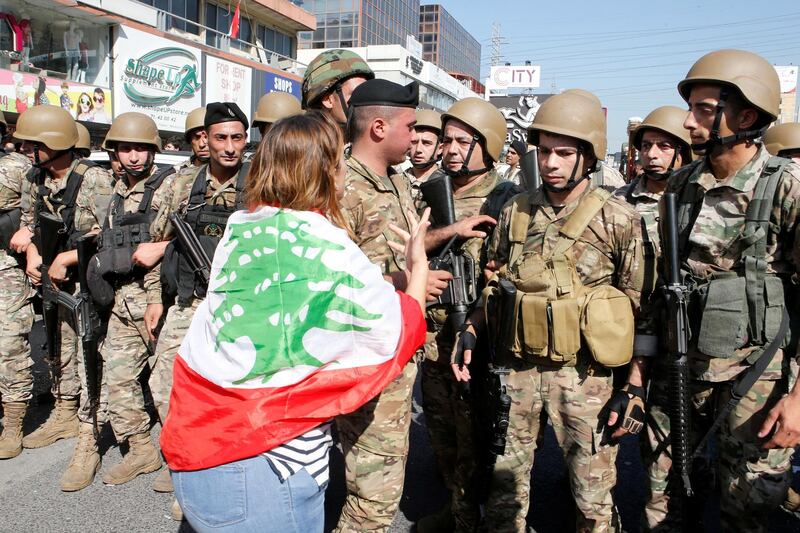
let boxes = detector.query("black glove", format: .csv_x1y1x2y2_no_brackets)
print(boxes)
598,384,646,442
452,324,477,368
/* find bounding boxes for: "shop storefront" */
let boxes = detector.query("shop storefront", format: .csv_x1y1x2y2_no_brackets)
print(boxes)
0,0,112,122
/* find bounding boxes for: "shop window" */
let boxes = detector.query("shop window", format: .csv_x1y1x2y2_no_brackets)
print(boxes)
140,0,200,34
0,2,110,89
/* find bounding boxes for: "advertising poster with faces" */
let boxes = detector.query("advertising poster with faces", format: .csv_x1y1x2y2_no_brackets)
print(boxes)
0,70,111,123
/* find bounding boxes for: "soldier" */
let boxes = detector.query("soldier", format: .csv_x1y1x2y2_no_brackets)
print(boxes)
417,97,520,532
764,122,800,164
503,139,526,186
16,108,114,488
251,91,302,137
408,109,443,192
562,89,626,191
334,78,424,532
6,108,114,466
0,111,35,460
301,49,374,127
454,90,647,532
146,102,250,499
613,106,693,529
91,112,175,486
650,49,800,532
178,107,210,171
75,122,92,159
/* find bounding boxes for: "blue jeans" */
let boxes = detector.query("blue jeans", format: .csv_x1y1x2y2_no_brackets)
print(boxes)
173,455,327,532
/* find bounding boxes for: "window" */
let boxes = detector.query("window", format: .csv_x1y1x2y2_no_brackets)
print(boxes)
257,24,295,59
140,0,200,34
206,2,252,51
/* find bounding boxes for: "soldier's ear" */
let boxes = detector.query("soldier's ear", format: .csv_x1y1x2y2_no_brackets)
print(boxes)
319,92,336,111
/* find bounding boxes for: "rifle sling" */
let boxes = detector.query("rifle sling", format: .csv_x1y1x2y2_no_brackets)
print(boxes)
692,307,789,458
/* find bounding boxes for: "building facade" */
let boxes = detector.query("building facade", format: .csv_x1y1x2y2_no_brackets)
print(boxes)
297,0,419,50
419,4,480,81
297,44,479,111
0,0,313,137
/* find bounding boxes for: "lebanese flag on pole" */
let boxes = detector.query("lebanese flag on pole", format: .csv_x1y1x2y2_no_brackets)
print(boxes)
228,1,241,39
161,207,425,471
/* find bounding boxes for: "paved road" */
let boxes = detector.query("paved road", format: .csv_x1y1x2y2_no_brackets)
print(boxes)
1,322,799,532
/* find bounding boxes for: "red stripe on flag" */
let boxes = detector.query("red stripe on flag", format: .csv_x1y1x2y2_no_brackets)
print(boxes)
229,1,240,39
161,291,425,471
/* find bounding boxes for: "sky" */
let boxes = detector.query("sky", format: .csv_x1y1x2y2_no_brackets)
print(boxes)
434,0,800,152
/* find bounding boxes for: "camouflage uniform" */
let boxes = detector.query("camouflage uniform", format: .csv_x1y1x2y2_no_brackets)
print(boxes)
147,163,243,423
101,167,174,441
644,146,800,532
334,155,417,532
421,169,515,530
485,184,645,533
594,162,627,192
0,153,34,404
20,159,114,415
615,175,673,530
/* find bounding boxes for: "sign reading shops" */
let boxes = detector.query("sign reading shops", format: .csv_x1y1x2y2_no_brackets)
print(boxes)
113,25,203,131
263,71,300,98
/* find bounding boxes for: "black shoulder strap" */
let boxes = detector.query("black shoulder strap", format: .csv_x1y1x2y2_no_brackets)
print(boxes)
484,180,521,221
137,166,175,213
672,159,705,259
186,166,210,210
235,161,250,210
624,175,642,205
60,161,93,213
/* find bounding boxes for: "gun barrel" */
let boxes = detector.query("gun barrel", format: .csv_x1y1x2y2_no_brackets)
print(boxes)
496,279,518,360
662,192,681,285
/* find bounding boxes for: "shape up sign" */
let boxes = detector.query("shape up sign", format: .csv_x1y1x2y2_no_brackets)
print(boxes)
113,25,203,131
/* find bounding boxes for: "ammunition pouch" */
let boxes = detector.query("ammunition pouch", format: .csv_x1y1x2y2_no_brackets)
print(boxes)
689,273,788,361
498,188,634,368
0,207,21,251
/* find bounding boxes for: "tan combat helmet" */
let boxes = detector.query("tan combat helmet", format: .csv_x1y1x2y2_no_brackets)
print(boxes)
763,123,800,157
13,105,78,151
562,88,602,108
632,106,693,164
102,112,162,152
415,109,442,133
528,90,607,161
441,97,507,162
301,49,374,109
252,92,302,127
75,122,91,152
184,107,206,141
678,49,780,149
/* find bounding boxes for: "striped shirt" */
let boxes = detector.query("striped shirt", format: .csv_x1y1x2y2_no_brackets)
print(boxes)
263,423,333,487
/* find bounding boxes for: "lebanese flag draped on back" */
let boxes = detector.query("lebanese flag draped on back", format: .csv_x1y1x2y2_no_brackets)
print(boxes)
161,207,425,471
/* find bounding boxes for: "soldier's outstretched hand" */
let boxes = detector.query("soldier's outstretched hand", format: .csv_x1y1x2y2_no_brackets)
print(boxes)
759,389,800,449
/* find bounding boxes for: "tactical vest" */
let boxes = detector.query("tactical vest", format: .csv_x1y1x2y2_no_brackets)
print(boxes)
95,166,174,281
495,188,634,368
675,156,790,361
32,160,99,252
162,163,248,305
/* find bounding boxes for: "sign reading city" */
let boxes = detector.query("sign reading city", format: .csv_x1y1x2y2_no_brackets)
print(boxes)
489,65,541,90
114,25,203,131
206,55,252,123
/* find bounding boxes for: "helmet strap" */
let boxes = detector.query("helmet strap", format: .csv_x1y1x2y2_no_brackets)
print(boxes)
335,86,350,127
31,145,72,169
691,87,766,152
443,135,490,179
542,150,592,193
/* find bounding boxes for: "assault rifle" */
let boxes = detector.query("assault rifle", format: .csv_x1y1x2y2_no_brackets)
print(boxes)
474,278,516,505
37,212,81,395
660,193,694,509
169,214,211,286
419,174,477,339
76,234,105,437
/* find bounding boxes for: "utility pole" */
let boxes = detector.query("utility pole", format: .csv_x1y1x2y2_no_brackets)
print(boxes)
490,22,502,67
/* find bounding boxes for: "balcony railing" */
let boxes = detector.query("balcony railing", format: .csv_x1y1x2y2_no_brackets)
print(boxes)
152,9,306,73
